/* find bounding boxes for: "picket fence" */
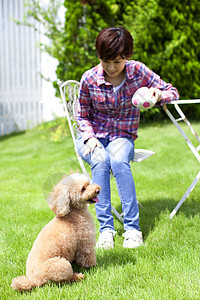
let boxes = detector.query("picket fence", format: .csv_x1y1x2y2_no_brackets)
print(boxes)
0,0,43,136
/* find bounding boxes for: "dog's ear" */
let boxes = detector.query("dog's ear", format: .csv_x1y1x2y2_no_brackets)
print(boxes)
47,185,70,217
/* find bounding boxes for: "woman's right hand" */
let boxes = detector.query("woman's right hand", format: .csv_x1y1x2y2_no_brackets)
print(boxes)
84,137,102,156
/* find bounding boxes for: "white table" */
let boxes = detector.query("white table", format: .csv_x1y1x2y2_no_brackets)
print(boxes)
163,100,200,218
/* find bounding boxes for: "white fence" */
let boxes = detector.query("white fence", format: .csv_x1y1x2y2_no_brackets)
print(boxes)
0,0,43,136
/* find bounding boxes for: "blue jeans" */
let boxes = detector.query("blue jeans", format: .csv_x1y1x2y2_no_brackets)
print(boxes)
76,134,140,232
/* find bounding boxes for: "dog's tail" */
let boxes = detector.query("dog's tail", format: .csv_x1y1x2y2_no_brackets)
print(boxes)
11,272,84,291
11,275,43,291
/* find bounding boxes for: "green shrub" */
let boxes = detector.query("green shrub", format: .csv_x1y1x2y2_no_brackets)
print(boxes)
125,0,200,118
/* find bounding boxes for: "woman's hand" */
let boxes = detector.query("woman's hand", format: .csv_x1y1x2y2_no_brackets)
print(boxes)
149,87,162,103
84,137,102,156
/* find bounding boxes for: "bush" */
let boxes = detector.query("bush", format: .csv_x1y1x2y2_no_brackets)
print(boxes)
125,0,200,118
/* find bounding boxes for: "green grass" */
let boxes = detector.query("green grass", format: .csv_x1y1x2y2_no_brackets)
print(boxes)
0,120,200,299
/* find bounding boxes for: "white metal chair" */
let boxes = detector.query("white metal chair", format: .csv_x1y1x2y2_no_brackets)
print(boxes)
163,100,200,218
57,79,155,222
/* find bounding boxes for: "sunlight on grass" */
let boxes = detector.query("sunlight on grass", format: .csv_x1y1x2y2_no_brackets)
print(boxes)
0,121,200,299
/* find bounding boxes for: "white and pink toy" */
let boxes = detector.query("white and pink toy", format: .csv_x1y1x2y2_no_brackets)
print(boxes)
132,87,157,110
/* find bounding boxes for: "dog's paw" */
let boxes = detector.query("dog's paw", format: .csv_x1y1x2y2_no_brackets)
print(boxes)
71,273,84,282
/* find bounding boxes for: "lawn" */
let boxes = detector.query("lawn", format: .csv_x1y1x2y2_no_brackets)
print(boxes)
0,119,200,299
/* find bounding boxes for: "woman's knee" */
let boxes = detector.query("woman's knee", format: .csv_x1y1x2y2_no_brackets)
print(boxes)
108,137,135,164
91,146,110,169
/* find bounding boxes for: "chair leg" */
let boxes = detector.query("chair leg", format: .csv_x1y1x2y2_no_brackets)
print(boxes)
111,205,124,223
170,170,200,219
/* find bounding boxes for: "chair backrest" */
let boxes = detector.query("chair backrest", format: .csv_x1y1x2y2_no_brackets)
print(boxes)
58,80,80,143
57,80,89,176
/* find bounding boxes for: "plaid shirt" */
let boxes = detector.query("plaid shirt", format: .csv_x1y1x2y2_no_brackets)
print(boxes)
76,60,179,142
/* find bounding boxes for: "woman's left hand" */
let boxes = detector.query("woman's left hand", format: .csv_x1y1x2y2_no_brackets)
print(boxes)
149,87,162,103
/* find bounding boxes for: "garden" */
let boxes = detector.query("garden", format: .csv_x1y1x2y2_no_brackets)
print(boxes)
1,0,200,298
0,119,200,299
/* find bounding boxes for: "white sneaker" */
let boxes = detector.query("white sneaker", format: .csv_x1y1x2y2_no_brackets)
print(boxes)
123,229,143,248
96,230,117,249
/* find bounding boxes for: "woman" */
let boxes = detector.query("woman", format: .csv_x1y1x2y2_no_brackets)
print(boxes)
76,27,179,249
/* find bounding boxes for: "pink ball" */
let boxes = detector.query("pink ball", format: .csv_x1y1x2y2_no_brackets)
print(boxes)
132,87,156,110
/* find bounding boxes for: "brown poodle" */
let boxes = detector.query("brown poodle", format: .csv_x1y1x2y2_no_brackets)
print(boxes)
11,173,100,291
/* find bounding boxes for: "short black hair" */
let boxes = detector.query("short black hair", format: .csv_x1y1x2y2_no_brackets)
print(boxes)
95,27,133,60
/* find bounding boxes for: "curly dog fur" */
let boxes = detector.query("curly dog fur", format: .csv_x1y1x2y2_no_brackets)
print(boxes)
11,173,100,291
